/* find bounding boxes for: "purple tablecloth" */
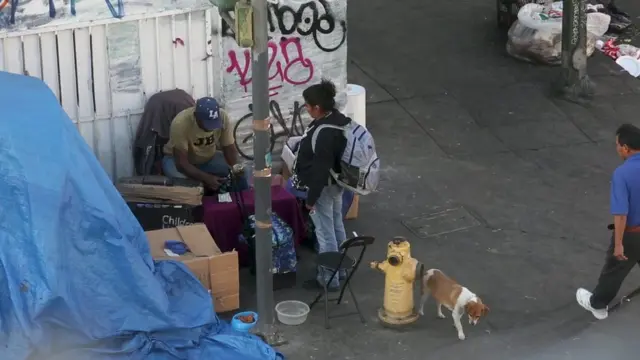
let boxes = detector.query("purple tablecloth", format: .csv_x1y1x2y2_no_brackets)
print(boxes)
202,185,305,266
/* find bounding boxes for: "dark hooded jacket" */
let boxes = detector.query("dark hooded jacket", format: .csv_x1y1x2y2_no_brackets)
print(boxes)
294,110,349,206
133,89,195,175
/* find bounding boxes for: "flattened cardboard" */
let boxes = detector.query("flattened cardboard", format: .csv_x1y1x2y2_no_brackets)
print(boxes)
345,194,359,220
145,224,239,313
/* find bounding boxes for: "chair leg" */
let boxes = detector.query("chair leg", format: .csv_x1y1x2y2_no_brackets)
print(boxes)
348,283,366,323
337,269,355,304
309,290,323,310
320,268,331,329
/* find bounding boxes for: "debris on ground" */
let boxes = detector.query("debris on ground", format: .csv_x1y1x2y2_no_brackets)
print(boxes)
595,38,640,76
503,0,636,66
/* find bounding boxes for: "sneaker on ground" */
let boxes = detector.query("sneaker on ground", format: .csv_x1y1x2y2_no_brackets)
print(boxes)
576,288,608,320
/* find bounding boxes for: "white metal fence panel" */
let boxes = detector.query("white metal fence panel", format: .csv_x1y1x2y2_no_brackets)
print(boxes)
0,7,219,181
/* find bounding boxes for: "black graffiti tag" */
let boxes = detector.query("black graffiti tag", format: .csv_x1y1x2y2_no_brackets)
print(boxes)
268,0,346,53
220,1,346,53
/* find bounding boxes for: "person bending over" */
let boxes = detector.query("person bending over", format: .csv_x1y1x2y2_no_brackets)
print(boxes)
576,124,640,319
162,97,249,191
294,79,349,291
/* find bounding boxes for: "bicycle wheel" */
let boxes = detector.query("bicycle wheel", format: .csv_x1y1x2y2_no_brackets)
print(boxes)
233,113,255,160
233,113,280,161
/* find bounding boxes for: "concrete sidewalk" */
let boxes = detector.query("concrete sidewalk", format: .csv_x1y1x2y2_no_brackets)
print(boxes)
239,0,640,358
524,300,640,360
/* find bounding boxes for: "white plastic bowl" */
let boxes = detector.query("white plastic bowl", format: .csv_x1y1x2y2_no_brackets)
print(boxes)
275,300,310,326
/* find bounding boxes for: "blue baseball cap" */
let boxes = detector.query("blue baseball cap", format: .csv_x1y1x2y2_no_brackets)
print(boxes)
194,97,222,131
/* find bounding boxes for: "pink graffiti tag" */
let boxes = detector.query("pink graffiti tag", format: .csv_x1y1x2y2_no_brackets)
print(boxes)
226,37,314,94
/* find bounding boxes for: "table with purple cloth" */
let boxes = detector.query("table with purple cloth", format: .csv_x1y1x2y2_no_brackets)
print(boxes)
202,185,305,266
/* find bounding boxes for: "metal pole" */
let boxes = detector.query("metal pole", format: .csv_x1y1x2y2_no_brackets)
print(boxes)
251,0,284,346
556,0,594,102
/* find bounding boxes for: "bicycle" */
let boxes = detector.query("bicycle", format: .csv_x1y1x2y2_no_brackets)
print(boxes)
233,100,307,160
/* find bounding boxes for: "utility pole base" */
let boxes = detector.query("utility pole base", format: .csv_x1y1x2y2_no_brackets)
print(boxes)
554,75,595,104
255,323,288,347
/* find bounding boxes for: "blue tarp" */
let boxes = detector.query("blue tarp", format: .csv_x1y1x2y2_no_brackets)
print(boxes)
0,71,284,360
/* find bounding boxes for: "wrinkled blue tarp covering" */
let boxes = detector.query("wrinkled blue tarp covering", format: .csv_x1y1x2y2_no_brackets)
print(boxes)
0,71,284,360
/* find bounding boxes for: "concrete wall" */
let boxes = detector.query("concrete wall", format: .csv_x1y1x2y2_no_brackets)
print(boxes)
219,0,347,158
0,0,347,176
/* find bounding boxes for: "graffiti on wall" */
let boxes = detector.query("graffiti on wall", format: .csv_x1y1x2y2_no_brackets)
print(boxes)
223,0,347,160
0,0,123,28
226,37,314,97
220,0,346,53
267,0,346,52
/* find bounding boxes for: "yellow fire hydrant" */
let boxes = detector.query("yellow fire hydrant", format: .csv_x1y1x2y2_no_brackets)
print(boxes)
370,236,422,326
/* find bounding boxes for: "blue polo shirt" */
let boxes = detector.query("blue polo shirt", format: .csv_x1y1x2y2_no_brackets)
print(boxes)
611,153,640,226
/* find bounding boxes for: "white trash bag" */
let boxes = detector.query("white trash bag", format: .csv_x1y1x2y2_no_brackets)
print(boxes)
507,2,610,66
518,2,611,36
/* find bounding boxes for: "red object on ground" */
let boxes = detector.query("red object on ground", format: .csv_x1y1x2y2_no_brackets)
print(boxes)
600,39,621,60
202,185,305,266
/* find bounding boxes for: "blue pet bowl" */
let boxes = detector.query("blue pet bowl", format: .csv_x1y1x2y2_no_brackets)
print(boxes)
231,311,258,332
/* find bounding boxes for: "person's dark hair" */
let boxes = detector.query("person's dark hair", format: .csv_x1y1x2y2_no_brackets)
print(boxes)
616,123,640,150
302,79,336,112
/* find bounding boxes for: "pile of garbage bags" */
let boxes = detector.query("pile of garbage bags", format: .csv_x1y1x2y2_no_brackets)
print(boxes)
506,0,632,65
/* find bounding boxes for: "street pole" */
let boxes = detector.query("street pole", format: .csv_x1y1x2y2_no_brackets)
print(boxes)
250,0,283,346
556,0,594,102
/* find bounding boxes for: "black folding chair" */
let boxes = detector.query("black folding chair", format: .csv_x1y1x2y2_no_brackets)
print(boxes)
309,236,375,329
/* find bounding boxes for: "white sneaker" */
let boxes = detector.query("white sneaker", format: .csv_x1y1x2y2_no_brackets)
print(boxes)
576,288,608,320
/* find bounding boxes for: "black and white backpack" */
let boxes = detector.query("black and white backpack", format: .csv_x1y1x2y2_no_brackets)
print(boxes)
290,119,380,195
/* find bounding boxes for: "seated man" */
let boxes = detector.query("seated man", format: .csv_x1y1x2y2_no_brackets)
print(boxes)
162,97,249,192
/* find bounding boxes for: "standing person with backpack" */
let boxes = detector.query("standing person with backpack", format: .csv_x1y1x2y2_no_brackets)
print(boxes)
293,80,351,291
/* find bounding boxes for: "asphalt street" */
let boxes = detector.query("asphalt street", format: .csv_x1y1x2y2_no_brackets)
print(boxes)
240,0,640,358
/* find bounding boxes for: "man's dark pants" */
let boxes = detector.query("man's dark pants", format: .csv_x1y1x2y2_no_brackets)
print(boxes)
591,230,640,309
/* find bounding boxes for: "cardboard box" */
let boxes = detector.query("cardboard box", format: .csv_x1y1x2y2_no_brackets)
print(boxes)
128,202,202,231
282,164,292,181
345,194,359,220
145,224,240,313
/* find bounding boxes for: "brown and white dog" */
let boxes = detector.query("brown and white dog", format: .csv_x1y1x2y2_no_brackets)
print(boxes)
418,269,489,340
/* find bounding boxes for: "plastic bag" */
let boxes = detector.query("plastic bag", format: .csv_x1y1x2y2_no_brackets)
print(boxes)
517,2,611,37
517,3,563,32
587,12,613,37
506,20,599,66
507,20,562,65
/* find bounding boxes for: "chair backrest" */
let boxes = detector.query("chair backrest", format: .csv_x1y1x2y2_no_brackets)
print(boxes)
338,236,374,273
340,236,375,251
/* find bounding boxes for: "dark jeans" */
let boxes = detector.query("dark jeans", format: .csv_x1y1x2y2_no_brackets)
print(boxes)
591,231,640,309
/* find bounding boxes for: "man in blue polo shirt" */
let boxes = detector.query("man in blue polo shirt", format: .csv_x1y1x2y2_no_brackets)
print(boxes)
576,123,640,320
